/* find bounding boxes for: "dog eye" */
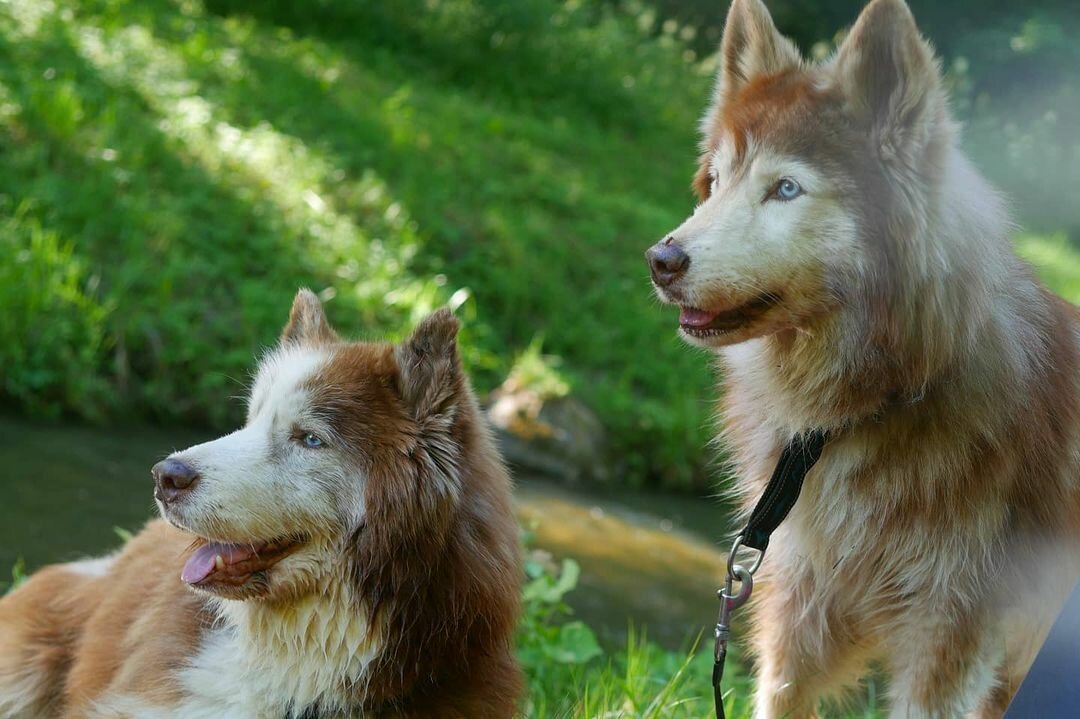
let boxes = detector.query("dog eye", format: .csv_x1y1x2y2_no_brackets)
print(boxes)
299,432,325,449
767,177,804,202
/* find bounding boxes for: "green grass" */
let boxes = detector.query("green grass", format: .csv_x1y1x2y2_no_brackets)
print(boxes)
0,0,717,488
517,545,885,718
1016,232,1080,303
0,0,1077,491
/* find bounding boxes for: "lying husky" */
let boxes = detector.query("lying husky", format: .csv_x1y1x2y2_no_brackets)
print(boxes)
647,0,1080,716
0,291,522,718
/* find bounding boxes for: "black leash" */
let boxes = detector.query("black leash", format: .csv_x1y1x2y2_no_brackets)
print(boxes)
713,429,829,719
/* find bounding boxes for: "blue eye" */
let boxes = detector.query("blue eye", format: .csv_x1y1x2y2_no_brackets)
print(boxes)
300,433,324,449
770,177,803,202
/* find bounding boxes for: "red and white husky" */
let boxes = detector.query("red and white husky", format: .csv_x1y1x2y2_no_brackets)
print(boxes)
0,291,522,718
647,0,1080,716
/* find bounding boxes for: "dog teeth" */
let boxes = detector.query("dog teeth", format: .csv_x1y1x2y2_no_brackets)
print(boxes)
214,554,225,571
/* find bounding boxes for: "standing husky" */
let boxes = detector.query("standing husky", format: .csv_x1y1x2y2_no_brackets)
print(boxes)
0,291,522,718
647,0,1080,716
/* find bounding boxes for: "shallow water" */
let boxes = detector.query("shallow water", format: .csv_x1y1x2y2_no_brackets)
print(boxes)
0,413,732,648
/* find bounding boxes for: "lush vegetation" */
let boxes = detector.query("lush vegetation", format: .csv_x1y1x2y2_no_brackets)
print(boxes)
2,0,1077,493
517,547,759,719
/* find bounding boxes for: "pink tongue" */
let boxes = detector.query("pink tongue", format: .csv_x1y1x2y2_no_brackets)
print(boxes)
679,307,719,327
181,542,257,585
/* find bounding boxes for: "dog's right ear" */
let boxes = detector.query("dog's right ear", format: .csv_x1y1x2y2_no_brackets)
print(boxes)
713,0,801,110
280,288,338,346
694,0,801,198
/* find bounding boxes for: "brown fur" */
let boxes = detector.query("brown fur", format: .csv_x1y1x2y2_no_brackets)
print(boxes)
657,0,1080,716
0,523,212,717
309,310,523,716
0,296,522,718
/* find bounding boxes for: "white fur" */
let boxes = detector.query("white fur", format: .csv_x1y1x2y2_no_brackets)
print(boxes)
0,671,50,719
657,2,1080,715
90,562,381,719
685,145,860,290
135,344,384,718
155,584,377,718
64,555,116,578
160,343,366,548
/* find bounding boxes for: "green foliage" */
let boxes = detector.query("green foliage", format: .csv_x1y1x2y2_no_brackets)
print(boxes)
517,543,742,718
505,338,572,400
516,539,887,717
0,0,715,488
0,0,1076,491
1016,233,1080,303
0,209,112,419
518,553,604,715
1,558,27,594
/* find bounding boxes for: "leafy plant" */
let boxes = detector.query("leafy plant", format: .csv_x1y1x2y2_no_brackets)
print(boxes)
2,558,27,594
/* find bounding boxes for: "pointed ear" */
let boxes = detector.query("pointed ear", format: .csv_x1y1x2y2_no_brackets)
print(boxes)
833,0,943,159
281,288,338,346
714,0,801,106
394,308,461,418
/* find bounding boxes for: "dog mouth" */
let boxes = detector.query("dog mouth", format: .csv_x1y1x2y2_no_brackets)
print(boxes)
180,535,305,592
678,292,781,336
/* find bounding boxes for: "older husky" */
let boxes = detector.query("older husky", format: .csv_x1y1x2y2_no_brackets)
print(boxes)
0,291,522,718
647,0,1080,716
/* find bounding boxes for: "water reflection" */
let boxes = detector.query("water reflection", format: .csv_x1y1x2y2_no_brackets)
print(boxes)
0,414,732,648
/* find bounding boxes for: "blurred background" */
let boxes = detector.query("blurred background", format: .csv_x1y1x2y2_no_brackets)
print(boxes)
1,0,1078,714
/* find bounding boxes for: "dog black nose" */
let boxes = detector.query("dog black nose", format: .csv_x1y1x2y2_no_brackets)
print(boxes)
646,239,690,287
153,458,200,504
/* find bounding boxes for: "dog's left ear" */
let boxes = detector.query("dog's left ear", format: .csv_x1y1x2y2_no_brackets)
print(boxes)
833,0,944,160
281,288,339,346
394,308,461,418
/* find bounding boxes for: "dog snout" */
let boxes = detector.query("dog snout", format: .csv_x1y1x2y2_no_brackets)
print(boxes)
153,457,200,504
645,238,690,287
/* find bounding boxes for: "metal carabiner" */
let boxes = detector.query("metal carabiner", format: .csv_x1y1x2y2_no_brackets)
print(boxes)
714,563,753,662
713,563,754,719
726,533,765,578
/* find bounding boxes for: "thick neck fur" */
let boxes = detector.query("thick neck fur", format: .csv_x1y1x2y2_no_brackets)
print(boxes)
188,555,380,717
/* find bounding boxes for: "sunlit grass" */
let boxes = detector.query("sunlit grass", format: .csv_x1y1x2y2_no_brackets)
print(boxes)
2,0,1076,489
0,0,716,482
1016,232,1080,303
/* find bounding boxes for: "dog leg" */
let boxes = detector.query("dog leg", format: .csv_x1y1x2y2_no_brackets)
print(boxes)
751,566,871,719
0,566,88,718
885,609,1001,719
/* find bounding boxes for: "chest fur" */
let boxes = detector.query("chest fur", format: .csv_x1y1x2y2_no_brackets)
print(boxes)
174,592,379,719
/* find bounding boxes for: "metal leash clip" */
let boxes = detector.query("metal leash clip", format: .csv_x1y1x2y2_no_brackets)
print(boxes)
713,534,759,719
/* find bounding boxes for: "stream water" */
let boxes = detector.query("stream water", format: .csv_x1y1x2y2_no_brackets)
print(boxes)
0,413,733,648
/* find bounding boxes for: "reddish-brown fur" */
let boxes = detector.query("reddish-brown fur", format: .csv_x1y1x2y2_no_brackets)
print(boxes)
656,0,1080,715
0,299,522,718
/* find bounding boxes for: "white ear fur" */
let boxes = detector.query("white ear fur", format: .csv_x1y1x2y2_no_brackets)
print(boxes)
832,0,944,161
281,288,338,346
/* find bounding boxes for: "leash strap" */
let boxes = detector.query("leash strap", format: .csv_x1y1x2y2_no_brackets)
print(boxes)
741,429,830,552
713,429,829,719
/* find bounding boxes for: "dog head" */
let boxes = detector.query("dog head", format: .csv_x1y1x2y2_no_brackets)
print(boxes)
647,0,949,349
153,290,465,602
